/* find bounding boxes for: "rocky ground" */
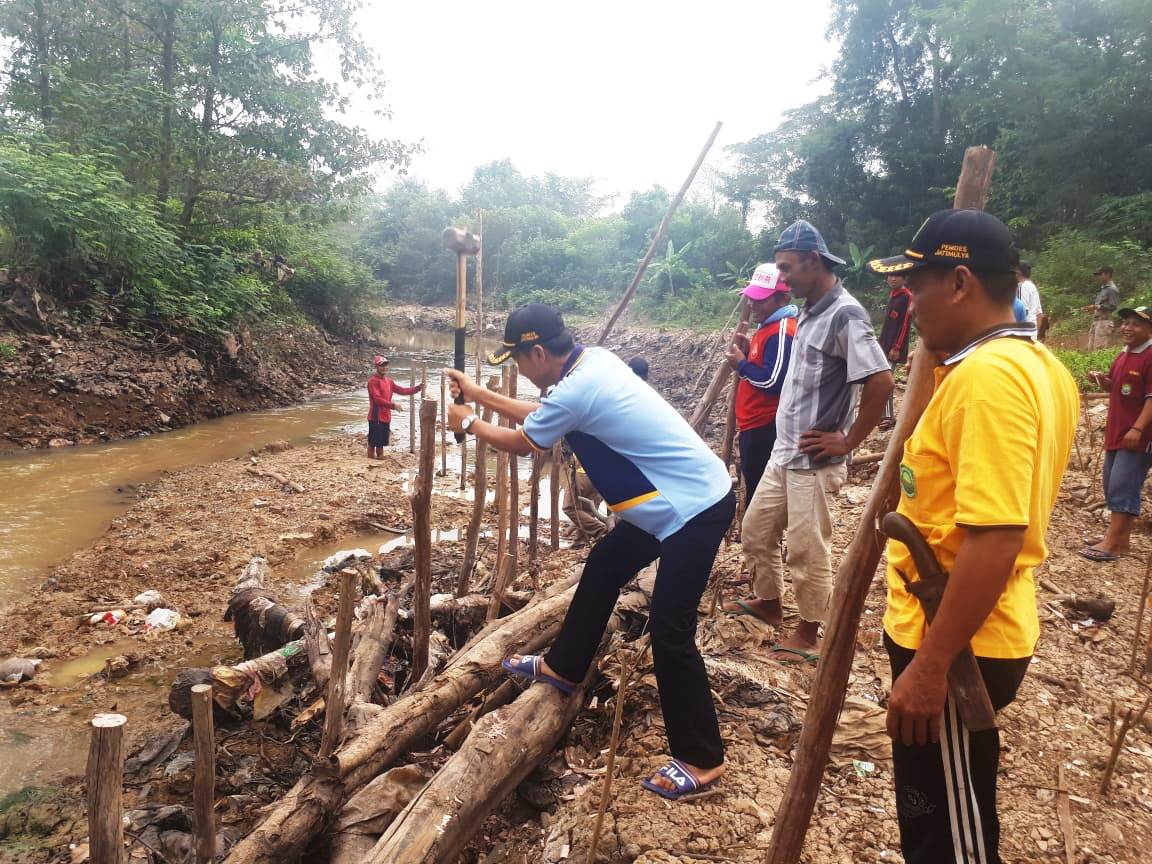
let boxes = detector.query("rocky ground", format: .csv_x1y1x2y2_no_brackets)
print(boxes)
0,308,1148,863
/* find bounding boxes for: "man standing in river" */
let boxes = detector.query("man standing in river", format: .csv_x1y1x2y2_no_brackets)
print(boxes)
366,356,422,459
445,304,735,802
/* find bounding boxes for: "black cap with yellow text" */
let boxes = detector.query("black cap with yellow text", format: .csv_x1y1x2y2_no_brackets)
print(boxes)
1118,306,1151,322
868,209,1018,275
487,304,567,365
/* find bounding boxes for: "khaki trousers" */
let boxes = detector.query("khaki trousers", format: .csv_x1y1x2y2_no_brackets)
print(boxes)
740,461,847,623
1088,318,1113,350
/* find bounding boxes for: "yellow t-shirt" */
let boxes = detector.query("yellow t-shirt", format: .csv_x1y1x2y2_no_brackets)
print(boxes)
883,333,1079,659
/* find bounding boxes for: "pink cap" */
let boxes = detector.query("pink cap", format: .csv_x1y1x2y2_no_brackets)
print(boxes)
741,263,789,300
372,355,388,366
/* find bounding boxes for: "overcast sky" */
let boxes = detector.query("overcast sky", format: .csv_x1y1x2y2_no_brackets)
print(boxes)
350,1,836,203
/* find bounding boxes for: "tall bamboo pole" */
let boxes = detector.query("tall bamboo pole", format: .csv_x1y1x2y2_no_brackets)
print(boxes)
764,145,997,864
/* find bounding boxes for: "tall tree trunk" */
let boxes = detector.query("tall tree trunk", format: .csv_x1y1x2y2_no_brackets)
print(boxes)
31,0,51,122
180,17,219,231
155,2,178,209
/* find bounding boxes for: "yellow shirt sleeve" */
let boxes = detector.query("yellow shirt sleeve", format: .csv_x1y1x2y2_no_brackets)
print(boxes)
943,375,1037,527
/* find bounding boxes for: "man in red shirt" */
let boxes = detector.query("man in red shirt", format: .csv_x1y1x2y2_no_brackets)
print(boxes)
1081,306,1152,560
366,355,423,459
725,263,798,504
877,272,913,430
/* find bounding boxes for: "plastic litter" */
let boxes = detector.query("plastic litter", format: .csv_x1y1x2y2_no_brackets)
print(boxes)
853,759,876,777
144,608,180,632
89,609,126,626
322,549,372,570
133,589,165,610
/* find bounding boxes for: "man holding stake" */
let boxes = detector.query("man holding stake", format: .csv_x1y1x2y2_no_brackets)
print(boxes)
734,221,893,663
444,304,735,801
868,210,1077,864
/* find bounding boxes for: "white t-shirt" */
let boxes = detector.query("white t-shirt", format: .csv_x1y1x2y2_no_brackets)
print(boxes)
1017,279,1043,323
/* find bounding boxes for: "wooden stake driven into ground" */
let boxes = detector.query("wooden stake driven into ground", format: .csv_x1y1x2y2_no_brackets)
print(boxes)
440,373,448,475
191,684,217,864
494,366,510,578
528,452,542,576
458,380,498,596
87,712,127,864
598,120,722,346
408,367,416,454
410,399,437,684
721,301,751,467
507,365,521,580
688,318,749,436
764,144,997,864
550,443,561,550
320,569,357,758
475,211,484,386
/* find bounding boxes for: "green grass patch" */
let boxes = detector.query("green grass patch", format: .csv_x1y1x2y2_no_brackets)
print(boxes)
1051,346,1116,389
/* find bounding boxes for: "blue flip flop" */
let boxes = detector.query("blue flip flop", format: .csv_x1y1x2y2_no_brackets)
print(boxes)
640,759,716,802
500,654,577,695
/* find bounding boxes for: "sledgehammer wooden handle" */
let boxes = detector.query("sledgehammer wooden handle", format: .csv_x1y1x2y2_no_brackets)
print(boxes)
881,512,998,732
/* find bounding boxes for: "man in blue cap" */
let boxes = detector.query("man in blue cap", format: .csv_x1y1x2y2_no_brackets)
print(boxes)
735,220,893,664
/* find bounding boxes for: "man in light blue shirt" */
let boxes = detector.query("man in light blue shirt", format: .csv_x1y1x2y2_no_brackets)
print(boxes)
446,304,735,801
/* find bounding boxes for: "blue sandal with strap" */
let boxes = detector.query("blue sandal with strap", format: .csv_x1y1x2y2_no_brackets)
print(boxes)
500,654,577,695
640,759,717,802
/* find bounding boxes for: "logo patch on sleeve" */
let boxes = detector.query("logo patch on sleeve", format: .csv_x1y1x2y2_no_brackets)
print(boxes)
899,464,917,498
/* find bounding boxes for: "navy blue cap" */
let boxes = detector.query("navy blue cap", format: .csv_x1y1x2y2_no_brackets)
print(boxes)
868,209,1018,275
774,220,846,267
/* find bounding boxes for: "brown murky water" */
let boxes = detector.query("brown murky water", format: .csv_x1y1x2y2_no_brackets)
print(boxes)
0,329,545,794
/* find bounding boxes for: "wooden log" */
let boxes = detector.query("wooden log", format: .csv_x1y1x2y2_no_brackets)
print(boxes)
408,365,416,454
441,678,519,751
244,466,304,494
223,585,578,864
349,593,399,704
597,120,722,346
410,398,437,684
765,144,997,864
191,685,216,864
366,677,590,863
320,569,358,759
458,397,495,596
87,713,127,864
550,443,561,550
487,552,514,623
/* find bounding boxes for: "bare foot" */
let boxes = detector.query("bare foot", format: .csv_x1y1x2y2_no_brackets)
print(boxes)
645,759,725,794
720,598,782,627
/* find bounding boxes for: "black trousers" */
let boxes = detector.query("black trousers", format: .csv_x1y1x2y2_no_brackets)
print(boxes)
546,491,736,769
885,634,1030,864
738,424,777,506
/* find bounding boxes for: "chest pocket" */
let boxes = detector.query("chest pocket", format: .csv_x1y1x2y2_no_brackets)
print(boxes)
897,446,955,531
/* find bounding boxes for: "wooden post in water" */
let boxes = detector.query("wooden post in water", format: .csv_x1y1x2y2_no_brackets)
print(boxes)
507,366,520,582
191,684,216,863
550,443,561,550
764,145,997,864
408,366,417,454
458,397,495,596
410,398,437,683
528,454,541,576
319,568,357,757
439,372,448,476
87,712,127,864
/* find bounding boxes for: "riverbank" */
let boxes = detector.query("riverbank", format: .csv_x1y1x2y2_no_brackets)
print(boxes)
0,318,365,451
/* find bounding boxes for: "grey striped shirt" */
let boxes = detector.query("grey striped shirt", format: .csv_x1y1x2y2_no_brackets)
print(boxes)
772,282,890,469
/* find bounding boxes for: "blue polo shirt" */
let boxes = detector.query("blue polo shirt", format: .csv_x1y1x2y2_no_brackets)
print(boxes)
521,346,731,540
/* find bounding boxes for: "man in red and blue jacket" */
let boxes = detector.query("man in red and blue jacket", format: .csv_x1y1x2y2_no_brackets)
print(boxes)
726,263,798,503
878,272,913,429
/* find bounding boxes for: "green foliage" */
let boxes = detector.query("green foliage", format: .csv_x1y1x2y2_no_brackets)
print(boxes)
1031,230,1152,315
1052,346,1117,389
0,340,17,361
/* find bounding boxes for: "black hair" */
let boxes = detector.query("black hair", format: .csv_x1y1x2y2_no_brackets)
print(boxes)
976,270,1018,305
627,356,650,380
538,329,575,357
1016,261,1032,277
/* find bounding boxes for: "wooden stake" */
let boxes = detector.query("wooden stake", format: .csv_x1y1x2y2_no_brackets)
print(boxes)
440,372,448,476
1130,548,1152,675
765,145,997,864
528,453,542,577
1056,764,1075,864
487,552,514,622
495,367,510,578
688,317,748,436
320,568,357,758
550,443,561,551
1099,691,1152,793
460,436,468,491
597,121,723,346
458,399,495,596
410,399,437,684
721,303,751,467
86,712,127,864
191,684,217,864
475,211,484,386
507,365,520,581
408,366,416,454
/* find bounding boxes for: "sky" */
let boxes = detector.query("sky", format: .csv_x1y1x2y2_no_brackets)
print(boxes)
349,0,837,204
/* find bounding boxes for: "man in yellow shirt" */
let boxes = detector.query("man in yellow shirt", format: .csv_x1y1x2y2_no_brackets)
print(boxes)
868,210,1078,864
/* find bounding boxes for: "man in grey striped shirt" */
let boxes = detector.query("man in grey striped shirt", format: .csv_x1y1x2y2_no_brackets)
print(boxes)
736,220,893,663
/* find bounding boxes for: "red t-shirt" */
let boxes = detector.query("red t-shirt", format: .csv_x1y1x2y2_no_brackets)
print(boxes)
1105,343,1152,451
367,375,421,423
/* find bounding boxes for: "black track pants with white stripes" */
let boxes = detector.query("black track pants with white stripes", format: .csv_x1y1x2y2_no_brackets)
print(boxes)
884,633,1030,864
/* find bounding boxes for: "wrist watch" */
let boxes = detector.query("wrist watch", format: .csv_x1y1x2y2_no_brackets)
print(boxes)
461,414,479,434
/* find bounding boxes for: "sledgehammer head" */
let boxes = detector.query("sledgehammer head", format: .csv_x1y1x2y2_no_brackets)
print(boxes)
442,227,480,256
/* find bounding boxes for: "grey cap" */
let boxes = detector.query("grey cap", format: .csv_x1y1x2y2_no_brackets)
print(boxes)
774,220,846,267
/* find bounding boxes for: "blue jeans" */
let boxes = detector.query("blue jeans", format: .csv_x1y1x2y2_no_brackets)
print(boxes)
1103,448,1152,515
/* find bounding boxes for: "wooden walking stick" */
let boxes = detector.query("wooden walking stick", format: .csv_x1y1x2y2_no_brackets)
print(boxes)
191,684,217,863
87,712,127,864
598,121,722,346
764,145,997,864
443,226,480,442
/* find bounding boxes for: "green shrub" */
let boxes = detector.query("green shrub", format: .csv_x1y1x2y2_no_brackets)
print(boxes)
1030,229,1152,316
0,340,17,361
1052,346,1117,389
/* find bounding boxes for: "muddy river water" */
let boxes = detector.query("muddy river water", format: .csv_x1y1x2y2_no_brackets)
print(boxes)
0,329,540,795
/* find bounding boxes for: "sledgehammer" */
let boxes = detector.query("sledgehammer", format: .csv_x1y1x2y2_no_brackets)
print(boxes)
881,511,998,732
442,227,481,442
